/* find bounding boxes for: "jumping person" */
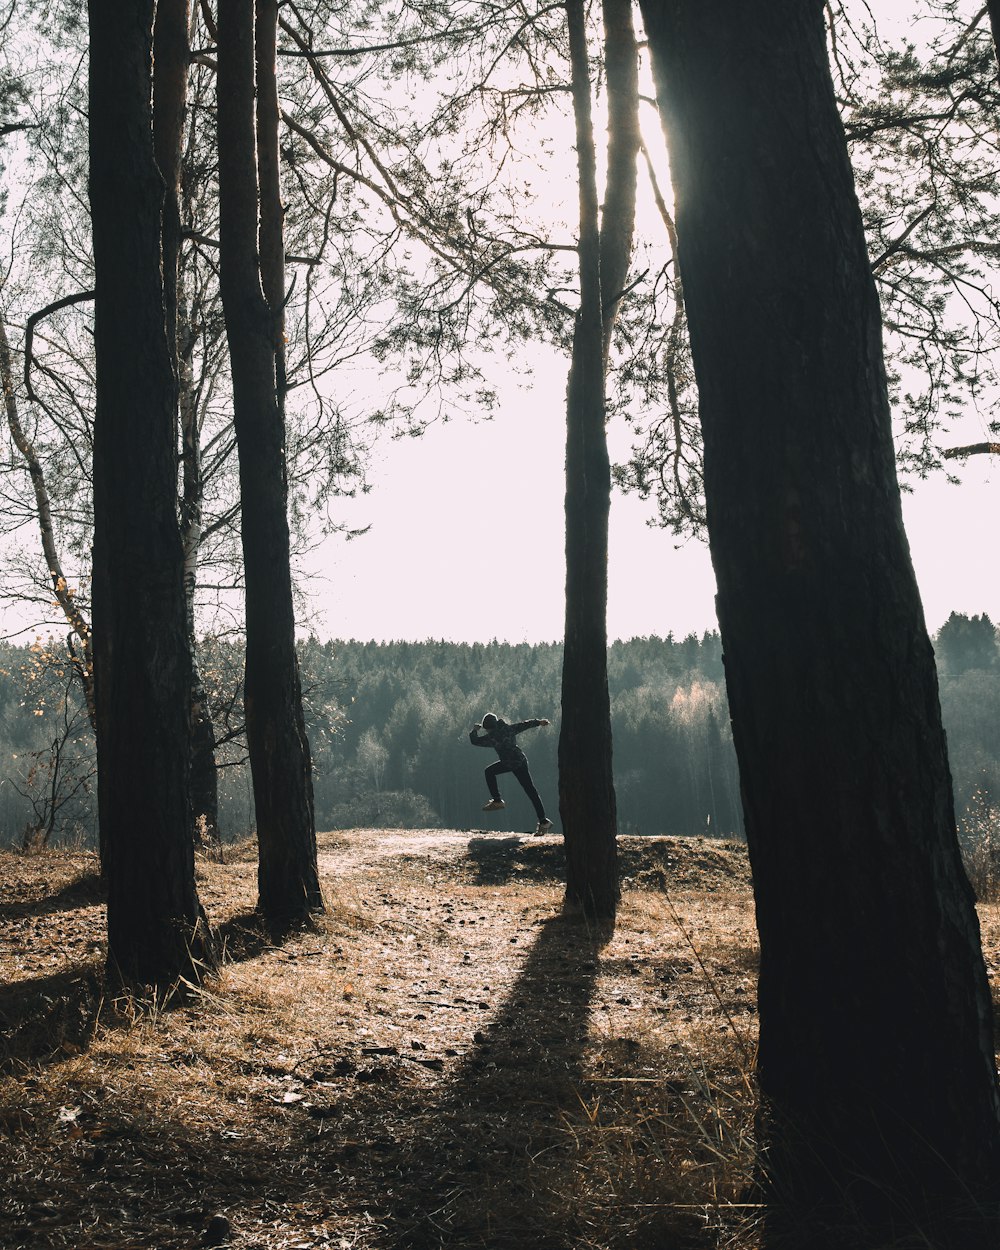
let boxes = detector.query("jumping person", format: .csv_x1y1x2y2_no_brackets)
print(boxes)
469,712,554,835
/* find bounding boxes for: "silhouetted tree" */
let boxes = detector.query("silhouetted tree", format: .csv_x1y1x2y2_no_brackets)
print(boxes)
559,0,639,919
217,0,323,926
88,0,213,985
641,0,1000,1244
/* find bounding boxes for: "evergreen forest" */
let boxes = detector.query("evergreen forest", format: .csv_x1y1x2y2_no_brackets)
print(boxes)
2,612,996,853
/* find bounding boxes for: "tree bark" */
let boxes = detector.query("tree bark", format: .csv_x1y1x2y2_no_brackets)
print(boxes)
255,0,286,404
178,302,223,845
152,0,188,353
217,0,323,926
943,441,1000,459
88,0,213,986
640,2,1000,1244
558,0,621,919
152,0,222,848
597,0,639,364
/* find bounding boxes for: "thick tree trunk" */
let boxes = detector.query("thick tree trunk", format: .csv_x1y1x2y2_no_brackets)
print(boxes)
217,0,322,926
88,0,213,986
558,0,619,919
641,1,1000,1244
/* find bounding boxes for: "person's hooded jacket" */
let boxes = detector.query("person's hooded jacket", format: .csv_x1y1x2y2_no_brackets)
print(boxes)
469,716,544,766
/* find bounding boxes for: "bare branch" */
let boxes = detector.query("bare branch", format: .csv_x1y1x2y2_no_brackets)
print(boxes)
871,202,936,272
943,441,1000,458
23,288,95,407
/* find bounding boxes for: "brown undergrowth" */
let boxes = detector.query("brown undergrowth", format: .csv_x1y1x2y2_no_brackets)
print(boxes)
6,826,971,1250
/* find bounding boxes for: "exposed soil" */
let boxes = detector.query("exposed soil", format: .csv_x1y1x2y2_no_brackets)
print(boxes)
0,827,981,1250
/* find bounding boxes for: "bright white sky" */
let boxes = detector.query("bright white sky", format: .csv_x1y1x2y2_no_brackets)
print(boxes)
4,0,995,649
302,342,999,644
298,1,998,647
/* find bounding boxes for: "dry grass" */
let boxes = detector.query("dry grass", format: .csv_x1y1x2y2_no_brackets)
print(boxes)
1,829,764,1249
961,790,1000,904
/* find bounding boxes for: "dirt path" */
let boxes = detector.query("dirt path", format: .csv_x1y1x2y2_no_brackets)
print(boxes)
1,829,763,1250
315,826,503,874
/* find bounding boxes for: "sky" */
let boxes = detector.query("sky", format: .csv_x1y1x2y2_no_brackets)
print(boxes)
3,0,995,650
298,3,999,646
302,347,717,644
301,343,999,644
297,2,998,646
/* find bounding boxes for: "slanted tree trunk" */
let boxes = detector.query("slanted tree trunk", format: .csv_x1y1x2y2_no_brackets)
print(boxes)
217,0,322,926
641,1,1000,1244
559,0,637,919
88,0,213,986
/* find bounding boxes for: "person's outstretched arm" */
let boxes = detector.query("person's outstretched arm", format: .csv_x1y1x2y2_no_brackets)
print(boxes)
509,718,551,735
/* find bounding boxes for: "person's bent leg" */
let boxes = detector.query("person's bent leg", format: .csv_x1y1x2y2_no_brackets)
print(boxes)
485,761,511,801
513,763,546,822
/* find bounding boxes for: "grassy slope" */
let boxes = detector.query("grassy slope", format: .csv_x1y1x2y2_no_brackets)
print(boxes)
0,828,973,1250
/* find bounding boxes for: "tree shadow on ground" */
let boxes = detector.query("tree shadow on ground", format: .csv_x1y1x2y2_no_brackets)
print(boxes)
0,964,103,1071
214,903,332,964
0,906,297,1075
354,908,613,1248
466,835,566,887
215,909,283,964
0,871,105,922
0,898,725,1250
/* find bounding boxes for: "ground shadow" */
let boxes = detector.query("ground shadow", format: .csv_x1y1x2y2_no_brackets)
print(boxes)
0,894,725,1250
352,908,612,1248
215,909,283,965
1,914,611,1246
0,907,291,1075
466,835,567,887
0,964,102,1071
0,871,105,922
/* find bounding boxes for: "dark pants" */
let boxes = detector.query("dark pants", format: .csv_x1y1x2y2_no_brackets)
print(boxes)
486,760,546,822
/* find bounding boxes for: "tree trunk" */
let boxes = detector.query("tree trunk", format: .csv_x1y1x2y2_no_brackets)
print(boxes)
559,0,637,919
178,312,223,845
597,0,639,364
153,0,222,848
640,1,1000,1244
88,0,213,986
255,0,286,404
217,0,322,926
152,0,188,352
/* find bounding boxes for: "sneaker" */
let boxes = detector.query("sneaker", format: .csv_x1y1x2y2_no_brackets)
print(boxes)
482,798,506,811
534,818,553,835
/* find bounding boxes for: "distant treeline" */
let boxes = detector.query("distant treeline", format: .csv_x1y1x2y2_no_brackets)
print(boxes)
1,613,997,847
300,631,741,838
